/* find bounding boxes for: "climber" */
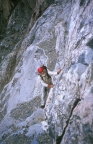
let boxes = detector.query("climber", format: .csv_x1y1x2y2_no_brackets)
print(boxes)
37,65,61,108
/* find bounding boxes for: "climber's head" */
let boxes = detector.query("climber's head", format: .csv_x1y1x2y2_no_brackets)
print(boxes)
37,66,44,74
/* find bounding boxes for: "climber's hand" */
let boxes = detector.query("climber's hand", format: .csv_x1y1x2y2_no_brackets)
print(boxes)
57,69,62,74
48,84,54,88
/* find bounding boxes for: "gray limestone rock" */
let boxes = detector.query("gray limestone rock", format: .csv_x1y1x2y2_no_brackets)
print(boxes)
0,0,93,144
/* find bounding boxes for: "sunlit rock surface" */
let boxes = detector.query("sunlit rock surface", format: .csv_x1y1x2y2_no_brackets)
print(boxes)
0,0,93,144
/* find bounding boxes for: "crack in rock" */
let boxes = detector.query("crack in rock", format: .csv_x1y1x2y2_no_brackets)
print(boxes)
56,98,81,144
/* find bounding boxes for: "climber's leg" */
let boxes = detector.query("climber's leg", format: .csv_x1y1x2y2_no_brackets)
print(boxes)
41,86,46,107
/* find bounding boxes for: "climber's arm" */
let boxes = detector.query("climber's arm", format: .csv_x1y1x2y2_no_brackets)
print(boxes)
39,77,54,88
48,69,62,76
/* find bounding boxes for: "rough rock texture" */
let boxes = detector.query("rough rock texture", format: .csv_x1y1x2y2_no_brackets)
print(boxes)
0,0,93,144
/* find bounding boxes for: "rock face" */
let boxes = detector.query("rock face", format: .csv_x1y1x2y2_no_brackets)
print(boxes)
0,0,93,144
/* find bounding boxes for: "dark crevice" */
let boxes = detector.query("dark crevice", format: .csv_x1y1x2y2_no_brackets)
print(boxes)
56,98,81,144
86,38,93,49
86,0,91,7
80,0,90,7
80,0,86,6
75,40,81,49
74,36,86,49
80,0,91,16
10,0,20,6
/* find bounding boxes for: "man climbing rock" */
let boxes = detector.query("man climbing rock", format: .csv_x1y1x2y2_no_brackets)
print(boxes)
37,65,61,108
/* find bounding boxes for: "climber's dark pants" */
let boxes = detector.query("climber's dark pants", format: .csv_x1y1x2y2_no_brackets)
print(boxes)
41,86,50,106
